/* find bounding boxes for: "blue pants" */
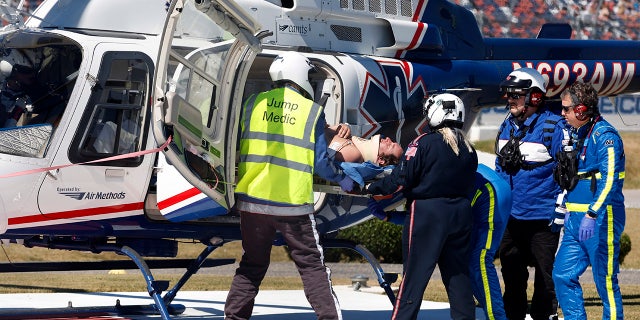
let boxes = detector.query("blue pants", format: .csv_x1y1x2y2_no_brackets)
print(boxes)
469,165,511,320
553,206,625,320
469,202,508,319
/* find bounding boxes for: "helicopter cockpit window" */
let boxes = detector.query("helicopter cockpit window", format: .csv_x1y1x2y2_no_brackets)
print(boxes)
0,30,82,158
71,53,153,167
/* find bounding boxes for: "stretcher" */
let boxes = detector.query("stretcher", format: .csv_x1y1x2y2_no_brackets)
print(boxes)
312,161,394,197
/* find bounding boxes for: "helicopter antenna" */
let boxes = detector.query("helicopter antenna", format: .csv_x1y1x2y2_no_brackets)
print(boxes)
443,87,483,92
427,87,483,96
612,96,638,127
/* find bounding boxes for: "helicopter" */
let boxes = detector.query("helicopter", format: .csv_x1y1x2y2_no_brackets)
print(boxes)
0,0,638,318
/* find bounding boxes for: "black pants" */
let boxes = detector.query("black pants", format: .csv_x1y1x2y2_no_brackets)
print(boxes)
393,197,475,320
224,211,341,320
499,218,559,320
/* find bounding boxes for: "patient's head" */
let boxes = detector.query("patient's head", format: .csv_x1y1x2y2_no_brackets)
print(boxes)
377,136,403,166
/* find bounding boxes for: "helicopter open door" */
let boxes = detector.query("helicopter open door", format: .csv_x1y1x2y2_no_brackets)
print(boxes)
152,0,262,219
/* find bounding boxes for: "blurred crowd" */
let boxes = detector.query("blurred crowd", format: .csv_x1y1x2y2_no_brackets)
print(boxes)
457,0,640,40
6,0,41,13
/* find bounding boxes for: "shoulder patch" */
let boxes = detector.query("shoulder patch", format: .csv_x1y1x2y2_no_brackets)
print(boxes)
405,145,418,159
605,139,614,146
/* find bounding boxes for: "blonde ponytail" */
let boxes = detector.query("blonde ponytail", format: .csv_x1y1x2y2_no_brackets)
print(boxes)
437,127,473,156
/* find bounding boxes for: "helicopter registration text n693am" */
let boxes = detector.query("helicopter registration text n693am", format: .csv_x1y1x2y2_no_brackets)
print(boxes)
0,0,638,318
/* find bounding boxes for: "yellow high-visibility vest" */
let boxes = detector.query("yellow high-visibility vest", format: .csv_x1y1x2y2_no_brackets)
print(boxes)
236,87,322,205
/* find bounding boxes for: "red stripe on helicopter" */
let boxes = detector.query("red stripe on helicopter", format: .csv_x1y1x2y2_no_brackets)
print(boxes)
394,0,428,58
157,187,201,210
8,202,144,225
394,22,426,59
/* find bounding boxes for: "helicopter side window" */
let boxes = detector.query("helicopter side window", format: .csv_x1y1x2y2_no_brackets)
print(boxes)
171,43,230,134
85,104,142,155
70,53,153,167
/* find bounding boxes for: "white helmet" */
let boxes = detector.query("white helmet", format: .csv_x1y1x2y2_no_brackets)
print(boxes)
500,67,547,94
423,93,465,129
269,51,315,98
0,48,41,82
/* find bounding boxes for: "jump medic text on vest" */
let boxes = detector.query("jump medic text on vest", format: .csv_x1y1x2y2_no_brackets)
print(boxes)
267,98,299,111
263,97,298,125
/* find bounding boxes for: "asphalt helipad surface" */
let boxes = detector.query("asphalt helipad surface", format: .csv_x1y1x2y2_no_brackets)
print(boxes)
0,286,493,319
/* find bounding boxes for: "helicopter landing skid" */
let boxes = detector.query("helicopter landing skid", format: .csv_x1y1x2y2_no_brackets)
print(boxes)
7,239,234,320
322,238,398,305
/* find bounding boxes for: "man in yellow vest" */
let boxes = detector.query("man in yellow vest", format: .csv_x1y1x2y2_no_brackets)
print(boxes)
225,51,354,320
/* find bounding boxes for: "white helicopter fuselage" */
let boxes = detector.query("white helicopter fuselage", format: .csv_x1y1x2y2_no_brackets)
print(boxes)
2,0,640,241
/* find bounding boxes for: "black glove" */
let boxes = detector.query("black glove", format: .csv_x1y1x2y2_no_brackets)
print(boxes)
366,198,387,220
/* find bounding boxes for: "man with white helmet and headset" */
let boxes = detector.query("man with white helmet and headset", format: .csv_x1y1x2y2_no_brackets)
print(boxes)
225,51,355,320
366,93,478,320
495,67,568,320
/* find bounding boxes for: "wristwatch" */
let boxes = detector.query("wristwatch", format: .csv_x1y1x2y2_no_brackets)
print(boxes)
587,211,598,218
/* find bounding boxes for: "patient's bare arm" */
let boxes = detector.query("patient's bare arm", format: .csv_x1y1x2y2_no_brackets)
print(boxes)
325,127,364,163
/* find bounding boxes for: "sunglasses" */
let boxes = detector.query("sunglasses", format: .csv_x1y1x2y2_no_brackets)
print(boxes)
562,106,573,112
507,93,523,100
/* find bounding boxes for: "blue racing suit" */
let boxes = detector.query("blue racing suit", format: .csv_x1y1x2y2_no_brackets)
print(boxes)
470,164,512,320
552,116,625,320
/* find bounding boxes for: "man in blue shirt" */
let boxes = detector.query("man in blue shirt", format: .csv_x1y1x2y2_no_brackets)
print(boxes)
494,68,567,320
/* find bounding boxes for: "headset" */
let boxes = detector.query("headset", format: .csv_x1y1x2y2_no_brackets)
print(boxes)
528,91,544,107
568,89,591,121
573,103,589,121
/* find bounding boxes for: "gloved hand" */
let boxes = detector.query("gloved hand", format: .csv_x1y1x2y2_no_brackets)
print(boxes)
579,215,596,241
367,198,387,220
338,175,355,192
549,206,567,233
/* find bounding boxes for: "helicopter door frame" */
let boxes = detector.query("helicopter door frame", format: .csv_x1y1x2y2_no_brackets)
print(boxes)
152,0,262,214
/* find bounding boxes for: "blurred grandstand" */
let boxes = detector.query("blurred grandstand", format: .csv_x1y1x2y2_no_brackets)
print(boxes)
3,0,640,40
456,0,639,40
4,0,41,15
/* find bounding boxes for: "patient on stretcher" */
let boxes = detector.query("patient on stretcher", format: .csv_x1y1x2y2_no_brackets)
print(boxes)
325,125,403,167
321,125,404,187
